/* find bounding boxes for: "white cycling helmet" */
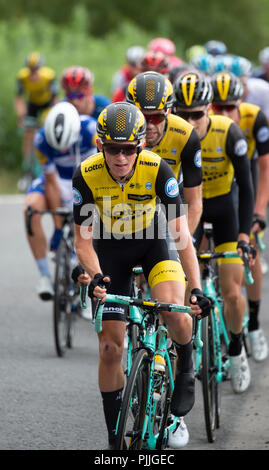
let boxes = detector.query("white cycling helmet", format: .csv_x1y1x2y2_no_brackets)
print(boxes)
44,102,81,151
259,47,269,65
126,46,145,65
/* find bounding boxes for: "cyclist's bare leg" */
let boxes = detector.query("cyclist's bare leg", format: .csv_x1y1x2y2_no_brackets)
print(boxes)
24,192,47,260
246,250,262,301
219,263,245,334
151,280,192,344
98,320,126,392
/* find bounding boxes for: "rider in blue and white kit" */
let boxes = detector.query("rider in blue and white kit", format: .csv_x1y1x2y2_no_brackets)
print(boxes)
24,102,97,300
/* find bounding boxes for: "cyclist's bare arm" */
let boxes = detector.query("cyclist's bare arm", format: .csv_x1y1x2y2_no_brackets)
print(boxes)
14,95,27,124
183,185,203,235
74,224,103,279
254,154,269,226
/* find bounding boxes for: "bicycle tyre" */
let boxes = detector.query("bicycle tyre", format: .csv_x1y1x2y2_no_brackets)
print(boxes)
115,348,150,450
53,239,74,357
155,356,174,449
201,314,219,443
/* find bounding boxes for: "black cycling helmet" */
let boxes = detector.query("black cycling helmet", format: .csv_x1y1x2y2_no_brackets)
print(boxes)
97,102,146,149
173,71,213,108
211,72,243,102
126,71,175,111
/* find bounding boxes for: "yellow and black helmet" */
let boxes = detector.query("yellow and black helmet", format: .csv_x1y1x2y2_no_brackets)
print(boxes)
97,102,146,146
211,72,243,103
126,71,175,111
173,71,213,108
25,51,44,70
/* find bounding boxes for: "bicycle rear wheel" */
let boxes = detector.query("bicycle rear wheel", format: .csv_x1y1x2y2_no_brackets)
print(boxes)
201,314,219,443
115,348,150,450
53,239,74,357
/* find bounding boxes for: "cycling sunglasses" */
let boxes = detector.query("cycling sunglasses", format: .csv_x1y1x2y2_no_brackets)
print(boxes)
66,92,86,100
103,144,138,156
143,112,167,125
175,109,206,121
212,103,238,113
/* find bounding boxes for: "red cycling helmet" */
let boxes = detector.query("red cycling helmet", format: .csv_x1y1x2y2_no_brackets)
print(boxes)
138,51,170,74
60,66,94,94
148,38,176,56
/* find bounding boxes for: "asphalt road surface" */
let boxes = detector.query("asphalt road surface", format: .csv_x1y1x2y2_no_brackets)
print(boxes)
1,195,269,452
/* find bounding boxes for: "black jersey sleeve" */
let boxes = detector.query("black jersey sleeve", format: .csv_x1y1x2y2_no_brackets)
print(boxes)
181,128,202,188
72,165,95,226
253,109,269,157
155,158,184,222
225,122,254,235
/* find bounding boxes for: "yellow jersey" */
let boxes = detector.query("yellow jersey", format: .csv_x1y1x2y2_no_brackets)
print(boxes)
16,66,56,106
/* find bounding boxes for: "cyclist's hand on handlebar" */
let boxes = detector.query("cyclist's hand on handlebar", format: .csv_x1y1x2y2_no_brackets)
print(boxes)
88,274,111,303
237,240,256,267
71,264,90,285
190,288,211,320
251,214,267,234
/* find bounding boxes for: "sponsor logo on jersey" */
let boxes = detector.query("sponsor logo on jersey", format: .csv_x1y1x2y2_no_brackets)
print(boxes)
128,194,153,201
257,126,269,143
145,182,152,190
169,127,187,135
194,150,202,167
72,188,83,205
234,139,248,156
139,160,158,167
85,163,104,172
165,178,179,197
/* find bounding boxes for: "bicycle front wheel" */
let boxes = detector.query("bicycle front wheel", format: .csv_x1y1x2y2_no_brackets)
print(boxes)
201,314,219,443
115,348,150,450
53,240,74,357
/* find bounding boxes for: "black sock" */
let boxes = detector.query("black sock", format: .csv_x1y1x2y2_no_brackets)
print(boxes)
174,340,193,373
229,331,243,356
248,300,260,332
101,388,123,444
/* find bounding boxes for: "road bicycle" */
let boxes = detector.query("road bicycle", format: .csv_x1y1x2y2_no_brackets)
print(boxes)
81,282,200,450
194,224,254,443
26,205,85,357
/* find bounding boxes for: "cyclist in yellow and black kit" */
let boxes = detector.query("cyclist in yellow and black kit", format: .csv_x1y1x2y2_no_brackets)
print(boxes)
211,71,269,362
14,52,58,184
72,102,210,449
126,71,202,235
173,71,255,394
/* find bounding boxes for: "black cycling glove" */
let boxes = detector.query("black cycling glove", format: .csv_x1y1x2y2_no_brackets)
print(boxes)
88,273,111,299
71,264,84,283
252,214,267,231
190,288,211,319
237,240,251,256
